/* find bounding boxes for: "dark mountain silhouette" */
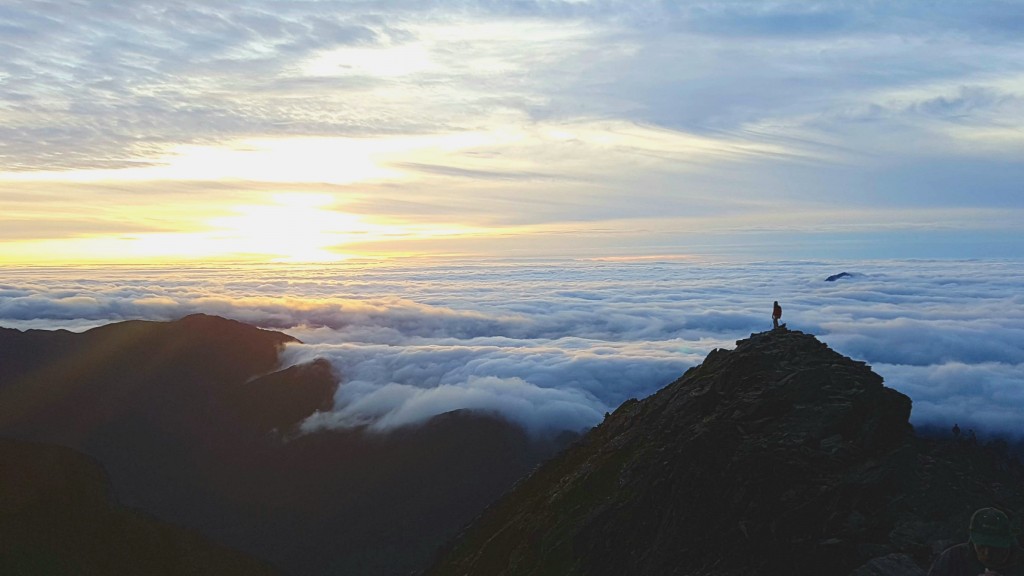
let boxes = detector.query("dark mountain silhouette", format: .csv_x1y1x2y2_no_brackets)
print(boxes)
425,327,1024,576
0,314,569,576
0,437,280,576
826,271,856,281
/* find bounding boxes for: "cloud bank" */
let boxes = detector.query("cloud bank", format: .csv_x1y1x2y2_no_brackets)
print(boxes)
1,258,1022,440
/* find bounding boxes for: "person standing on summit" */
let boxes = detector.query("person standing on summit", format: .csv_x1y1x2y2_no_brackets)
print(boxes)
772,301,782,329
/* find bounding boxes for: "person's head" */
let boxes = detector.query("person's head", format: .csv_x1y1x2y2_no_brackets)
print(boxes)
969,507,1016,568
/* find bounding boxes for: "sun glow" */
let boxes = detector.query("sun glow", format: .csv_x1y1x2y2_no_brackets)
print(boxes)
208,193,376,263
0,130,520,265
0,192,496,265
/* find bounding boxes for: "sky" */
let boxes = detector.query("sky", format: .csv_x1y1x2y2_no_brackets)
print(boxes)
2,259,1023,442
2,0,1023,263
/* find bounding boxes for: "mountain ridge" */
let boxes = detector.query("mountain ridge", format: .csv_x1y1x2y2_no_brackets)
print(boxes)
426,327,1024,575
0,314,570,576
6,316,1022,575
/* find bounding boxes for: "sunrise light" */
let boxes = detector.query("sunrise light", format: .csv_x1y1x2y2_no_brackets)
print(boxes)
0,192,488,265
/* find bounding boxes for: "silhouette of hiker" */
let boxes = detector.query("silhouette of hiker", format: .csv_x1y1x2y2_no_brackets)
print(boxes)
772,301,783,329
952,423,961,439
928,507,1024,575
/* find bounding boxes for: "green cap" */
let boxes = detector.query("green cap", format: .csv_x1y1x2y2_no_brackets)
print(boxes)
970,508,1015,548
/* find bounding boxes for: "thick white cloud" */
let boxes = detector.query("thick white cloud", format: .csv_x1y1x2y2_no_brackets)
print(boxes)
1,258,1022,439
286,339,688,435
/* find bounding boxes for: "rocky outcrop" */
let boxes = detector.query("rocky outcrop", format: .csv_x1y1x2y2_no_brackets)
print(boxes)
426,327,1024,575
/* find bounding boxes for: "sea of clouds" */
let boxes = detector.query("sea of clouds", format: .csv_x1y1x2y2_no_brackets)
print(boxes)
1,258,1022,440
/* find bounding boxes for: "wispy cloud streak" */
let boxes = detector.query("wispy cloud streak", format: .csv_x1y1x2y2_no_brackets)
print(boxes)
1,2,1022,264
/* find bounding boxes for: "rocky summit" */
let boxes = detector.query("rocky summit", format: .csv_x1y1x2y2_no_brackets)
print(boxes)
426,327,1024,576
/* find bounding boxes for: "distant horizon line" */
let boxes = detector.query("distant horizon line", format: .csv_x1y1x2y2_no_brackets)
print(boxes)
2,254,1022,271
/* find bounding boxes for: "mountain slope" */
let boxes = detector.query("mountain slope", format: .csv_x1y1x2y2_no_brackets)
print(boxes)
0,313,299,444
0,314,568,576
0,437,281,576
426,327,1024,575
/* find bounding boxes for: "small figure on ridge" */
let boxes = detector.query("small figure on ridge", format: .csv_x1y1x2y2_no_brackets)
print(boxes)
772,301,783,330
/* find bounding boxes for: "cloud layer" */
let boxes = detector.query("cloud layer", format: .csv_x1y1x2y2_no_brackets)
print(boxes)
1,258,1022,439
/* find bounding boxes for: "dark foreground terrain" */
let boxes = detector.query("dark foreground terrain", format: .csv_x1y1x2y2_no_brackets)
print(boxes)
0,437,281,576
0,315,567,575
426,327,1024,576
4,317,1022,575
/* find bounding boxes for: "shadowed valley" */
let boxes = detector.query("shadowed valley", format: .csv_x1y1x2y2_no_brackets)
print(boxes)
0,315,568,576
